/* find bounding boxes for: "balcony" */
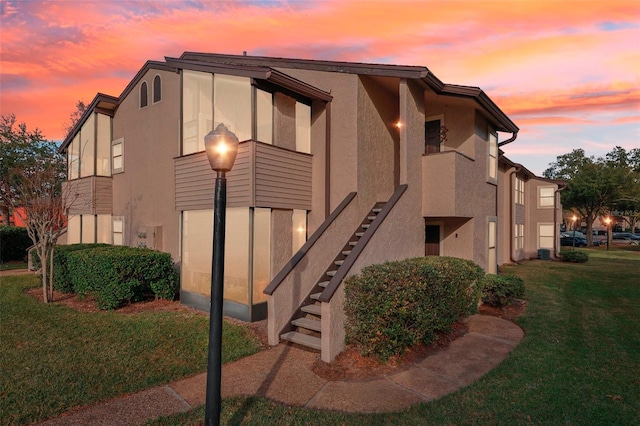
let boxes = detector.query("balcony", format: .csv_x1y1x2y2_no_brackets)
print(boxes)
175,140,312,211
422,150,489,218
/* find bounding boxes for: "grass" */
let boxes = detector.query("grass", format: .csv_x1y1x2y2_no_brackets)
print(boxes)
146,248,640,425
0,274,261,425
0,260,28,271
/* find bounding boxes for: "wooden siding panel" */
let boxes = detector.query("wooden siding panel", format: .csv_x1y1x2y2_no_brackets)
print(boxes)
515,204,525,225
174,141,312,211
93,176,113,214
255,143,312,210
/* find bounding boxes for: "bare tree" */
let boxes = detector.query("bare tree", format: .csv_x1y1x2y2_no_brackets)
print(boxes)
62,100,87,140
1,114,77,302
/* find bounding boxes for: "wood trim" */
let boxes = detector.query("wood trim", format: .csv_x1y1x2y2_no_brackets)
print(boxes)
263,191,357,295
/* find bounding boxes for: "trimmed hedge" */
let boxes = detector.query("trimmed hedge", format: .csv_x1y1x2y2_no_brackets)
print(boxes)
560,250,589,263
56,245,178,310
0,225,32,262
344,256,484,361
51,244,111,292
480,274,525,307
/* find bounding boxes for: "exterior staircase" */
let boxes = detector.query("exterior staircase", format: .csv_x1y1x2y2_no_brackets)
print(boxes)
280,203,385,351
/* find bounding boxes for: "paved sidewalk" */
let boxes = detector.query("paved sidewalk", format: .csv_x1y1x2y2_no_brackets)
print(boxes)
38,314,523,425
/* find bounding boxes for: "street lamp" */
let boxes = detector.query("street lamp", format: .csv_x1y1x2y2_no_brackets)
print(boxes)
571,214,577,250
204,123,239,426
604,217,612,251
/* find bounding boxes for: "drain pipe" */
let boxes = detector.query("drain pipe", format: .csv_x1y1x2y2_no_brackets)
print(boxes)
509,165,522,263
554,182,568,258
498,131,518,147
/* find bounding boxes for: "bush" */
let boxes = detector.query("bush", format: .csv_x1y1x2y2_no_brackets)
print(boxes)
344,256,484,362
0,225,32,262
560,250,589,263
480,274,525,307
49,244,111,292
58,245,178,309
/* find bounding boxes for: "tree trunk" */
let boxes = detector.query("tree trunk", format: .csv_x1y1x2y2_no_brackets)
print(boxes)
40,246,49,303
48,244,55,302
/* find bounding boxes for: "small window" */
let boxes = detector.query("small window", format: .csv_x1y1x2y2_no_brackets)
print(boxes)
140,81,148,108
112,138,124,174
539,223,554,249
515,177,525,205
153,75,162,103
488,131,498,180
488,219,497,274
425,120,441,154
539,187,555,208
113,216,124,246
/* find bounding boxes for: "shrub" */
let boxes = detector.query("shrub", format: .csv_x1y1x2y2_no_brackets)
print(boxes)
344,256,484,362
560,250,589,263
0,225,32,262
62,245,178,310
480,274,525,307
50,244,111,292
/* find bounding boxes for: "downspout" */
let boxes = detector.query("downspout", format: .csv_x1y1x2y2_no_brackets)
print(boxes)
498,131,518,147
554,183,568,258
509,165,522,263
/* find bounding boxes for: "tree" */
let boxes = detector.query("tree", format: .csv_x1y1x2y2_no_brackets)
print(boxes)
544,147,637,245
1,114,75,302
606,147,640,232
62,100,87,140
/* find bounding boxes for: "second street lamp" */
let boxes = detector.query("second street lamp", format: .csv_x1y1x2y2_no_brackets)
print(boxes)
604,216,612,251
204,123,239,426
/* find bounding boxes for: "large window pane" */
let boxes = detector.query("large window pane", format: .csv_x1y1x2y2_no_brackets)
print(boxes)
182,70,213,155
214,74,251,142
488,132,497,180
68,135,80,180
224,208,250,304
80,113,95,178
539,223,554,249
113,216,124,246
296,101,311,154
252,208,271,304
96,215,112,243
96,114,111,176
292,209,307,254
81,215,95,243
67,215,80,244
256,89,273,144
539,187,555,207
182,210,213,295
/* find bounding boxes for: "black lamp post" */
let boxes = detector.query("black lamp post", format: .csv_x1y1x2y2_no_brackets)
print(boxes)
604,217,611,251
571,214,577,251
204,123,239,426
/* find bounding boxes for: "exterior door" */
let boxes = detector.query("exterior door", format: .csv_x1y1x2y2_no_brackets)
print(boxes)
425,120,441,154
425,224,440,256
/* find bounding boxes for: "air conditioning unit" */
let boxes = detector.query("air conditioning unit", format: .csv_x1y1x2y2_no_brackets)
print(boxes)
538,249,551,260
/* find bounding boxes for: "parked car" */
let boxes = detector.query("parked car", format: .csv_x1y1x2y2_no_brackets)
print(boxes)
612,232,640,245
560,236,588,247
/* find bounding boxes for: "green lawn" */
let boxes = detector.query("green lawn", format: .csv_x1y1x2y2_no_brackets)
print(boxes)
148,248,640,425
0,261,28,271
0,274,261,425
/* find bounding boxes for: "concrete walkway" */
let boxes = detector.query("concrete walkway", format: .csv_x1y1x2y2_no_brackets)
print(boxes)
38,314,523,425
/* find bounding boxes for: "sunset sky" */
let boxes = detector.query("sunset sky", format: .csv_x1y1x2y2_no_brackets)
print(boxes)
1,0,638,174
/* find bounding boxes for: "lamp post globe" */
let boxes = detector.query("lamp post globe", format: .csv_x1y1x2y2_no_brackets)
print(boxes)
204,123,239,426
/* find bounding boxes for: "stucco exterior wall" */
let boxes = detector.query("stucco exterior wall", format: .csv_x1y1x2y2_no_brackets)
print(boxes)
111,69,181,258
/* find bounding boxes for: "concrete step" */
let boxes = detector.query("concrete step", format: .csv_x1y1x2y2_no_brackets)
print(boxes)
301,304,321,316
334,260,344,266
348,241,358,247
281,331,321,351
342,250,352,256
326,270,337,277
310,292,321,300
355,232,365,237
292,317,322,332
318,280,329,288
367,215,377,220
372,208,382,213
362,224,370,229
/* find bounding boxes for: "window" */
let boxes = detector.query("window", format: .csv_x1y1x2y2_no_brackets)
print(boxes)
214,74,252,142
111,138,124,173
292,209,307,254
67,215,81,244
79,114,95,178
488,219,497,274
539,186,555,208
140,81,148,108
68,134,80,180
425,120,441,154
515,224,524,251
96,215,112,244
96,114,111,176
256,88,273,144
153,75,162,103
488,131,498,180
81,215,96,244
253,208,271,304
182,70,213,155
113,216,124,245
515,177,525,205
538,223,554,249
295,101,311,154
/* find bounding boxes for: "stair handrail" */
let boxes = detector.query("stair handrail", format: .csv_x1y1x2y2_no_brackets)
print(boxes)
318,184,408,303
264,191,357,296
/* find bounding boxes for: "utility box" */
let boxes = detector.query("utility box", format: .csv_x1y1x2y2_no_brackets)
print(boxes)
538,249,551,260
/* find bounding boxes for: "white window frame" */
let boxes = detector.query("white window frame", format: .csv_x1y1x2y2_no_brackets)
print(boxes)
488,130,498,182
538,222,554,250
113,216,124,246
111,138,124,174
152,74,162,104
515,177,525,205
140,81,148,109
538,186,555,209
488,217,497,274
